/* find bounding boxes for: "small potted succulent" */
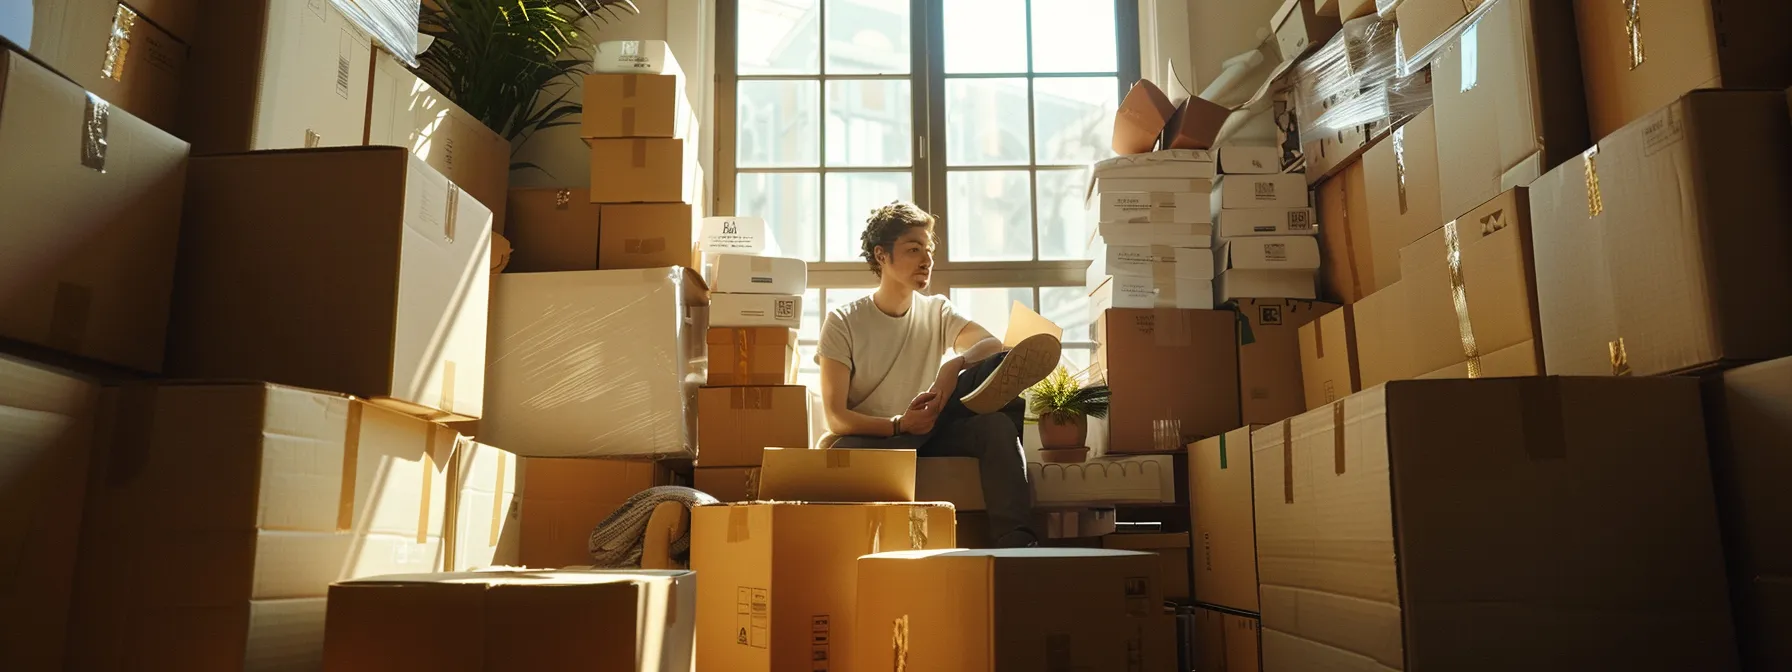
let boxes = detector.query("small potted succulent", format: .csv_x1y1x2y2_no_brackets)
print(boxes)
1027,367,1109,462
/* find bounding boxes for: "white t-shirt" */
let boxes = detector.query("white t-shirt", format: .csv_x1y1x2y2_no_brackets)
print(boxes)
815,293,971,419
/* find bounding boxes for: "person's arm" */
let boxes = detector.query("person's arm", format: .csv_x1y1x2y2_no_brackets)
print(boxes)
927,321,1004,396
819,357,906,437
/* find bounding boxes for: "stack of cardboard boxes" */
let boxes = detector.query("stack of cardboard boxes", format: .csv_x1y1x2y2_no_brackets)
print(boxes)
694,241,810,496
1085,149,1218,314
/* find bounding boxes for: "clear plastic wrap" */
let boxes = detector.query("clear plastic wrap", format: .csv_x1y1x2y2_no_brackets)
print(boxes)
1290,13,1434,138
331,0,423,66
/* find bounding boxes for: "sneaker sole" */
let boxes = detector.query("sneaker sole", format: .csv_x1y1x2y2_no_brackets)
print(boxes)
960,334,1062,415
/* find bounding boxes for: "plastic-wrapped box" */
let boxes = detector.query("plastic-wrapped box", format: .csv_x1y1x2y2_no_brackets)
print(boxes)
481,267,708,459
330,0,422,66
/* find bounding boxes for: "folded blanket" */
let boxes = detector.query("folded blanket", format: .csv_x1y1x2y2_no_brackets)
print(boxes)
587,485,719,568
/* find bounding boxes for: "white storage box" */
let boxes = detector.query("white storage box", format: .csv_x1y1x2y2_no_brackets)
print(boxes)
711,292,802,328
1029,455,1177,506
704,254,807,295
1088,222,1213,249
1097,191,1212,225
593,39,681,75
1211,173,1308,211
1089,276,1214,314
1086,244,1216,289
1217,145,1282,174
1215,207,1317,239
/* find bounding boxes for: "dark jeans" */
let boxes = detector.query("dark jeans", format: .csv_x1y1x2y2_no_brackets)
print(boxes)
833,352,1035,544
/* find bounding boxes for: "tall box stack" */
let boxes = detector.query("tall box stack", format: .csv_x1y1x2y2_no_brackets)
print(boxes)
699,240,810,470
1212,164,1317,304
584,39,701,271
1084,149,1219,314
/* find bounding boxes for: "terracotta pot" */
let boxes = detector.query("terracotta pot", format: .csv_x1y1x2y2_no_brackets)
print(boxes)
1037,413,1087,450
1039,447,1090,464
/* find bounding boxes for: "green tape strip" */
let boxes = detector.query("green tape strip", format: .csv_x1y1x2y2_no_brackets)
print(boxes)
1219,433,1229,470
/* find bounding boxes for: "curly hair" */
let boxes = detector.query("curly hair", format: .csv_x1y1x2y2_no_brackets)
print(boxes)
860,201,936,277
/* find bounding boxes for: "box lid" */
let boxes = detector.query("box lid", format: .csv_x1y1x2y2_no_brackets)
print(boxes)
758,448,917,502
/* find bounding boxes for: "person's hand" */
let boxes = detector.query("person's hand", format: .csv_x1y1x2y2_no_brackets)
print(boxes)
899,409,937,435
907,391,938,411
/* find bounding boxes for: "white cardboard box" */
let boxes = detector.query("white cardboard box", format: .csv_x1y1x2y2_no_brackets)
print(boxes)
699,216,771,254
1089,276,1215,314
1088,222,1214,249
1029,455,1177,505
1095,177,1214,198
1087,244,1216,289
1217,236,1322,271
711,292,802,328
593,39,682,75
1215,207,1317,239
1216,269,1317,302
1091,149,1218,181
1097,191,1213,225
1217,145,1283,175
704,254,807,295
1211,173,1309,211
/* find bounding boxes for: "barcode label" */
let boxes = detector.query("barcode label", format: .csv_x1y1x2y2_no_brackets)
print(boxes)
336,55,351,98
1287,210,1313,231
1265,243,1288,262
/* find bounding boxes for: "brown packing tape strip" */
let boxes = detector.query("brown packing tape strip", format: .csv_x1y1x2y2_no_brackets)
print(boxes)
417,427,437,545
633,139,648,168
82,94,109,172
730,387,773,410
735,330,752,383
743,468,761,500
103,4,138,82
444,185,460,242
441,360,458,414
1332,401,1347,475
1519,378,1568,460
1609,338,1632,376
489,450,508,546
907,507,927,549
1624,0,1646,70
1337,171,1363,299
621,108,636,136
892,615,911,672
1392,126,1409,216
1584,146,1604,218
1443,221,1483,378
620,74,639,135
826,450,851,468
727,505,751,542
49,282,91,352
865,508,886,554
1281,419,1294,504
337,402,365,532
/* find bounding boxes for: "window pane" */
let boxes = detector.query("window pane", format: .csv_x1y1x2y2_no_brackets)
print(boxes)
947,170,1033,261
1036,169,1093,260
739,0,820,75
943,0,1027,73
826,287,875,311
948,287,1034,342
1031,0,1117,73
736,172,821,261
738,80,821,168
801,288,823,339
826,80,912,167
1040,286,1093,343
1061,346,1093,377
825,172,913,262
945,78,1030,166
825,0,910,74
1034,77,1119,165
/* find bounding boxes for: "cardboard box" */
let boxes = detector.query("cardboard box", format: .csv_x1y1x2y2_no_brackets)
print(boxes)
1162,95,1231,150
705,254,807,295
758,448,916,502
445,441,519,572
1103,532,1192,601
1298,305,1358,410
1298,116,1378,186
1098,191,1212,225
367,49,512,234
691,502,956,672
598,202,697,270
1349,280,1407,388
167,147,491,421
1575,0,1792,141
1362,107,1444,275
0,47,187,373
1238,300,1336,425
3,0,188,130
1272,0,1341,62
1707,356,1792,672
1089,222,1213,249
125,0,200,41
1113,79,1175,154
1314,156,1381,303
594,38,682,75
182,0,374,153
1193,607,1262,672
707,327,798,387
1094,309,1240,451
68,382,453,670
711,293,802,329
1215,236,1321,303
323,570,695,670
1099,176,1213,194
855,548,1175,672
1429,0,1588,222
1189,427,1259,612
697,385,810,467
694,466,760,502
581,72,689,138
1337,0,1376,20
1087,244,1216,285
506,187,600,271
1215,207,1316,239
1211,173,1308,211
1396,187,1542,380
484,268,707,459
518,457,674,568
1530,91,1792,377
1252,377,1736,671
1416,338,1539,379
1090,148,1217,182
1394,0,1472,59
1030,454,1178,505
589,137,694,203
1089,275,1215,313
1218,145,1282,175
0,355,97,671
914,457,985,511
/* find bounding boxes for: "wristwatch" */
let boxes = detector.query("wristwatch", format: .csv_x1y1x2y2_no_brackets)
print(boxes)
891,414,903,436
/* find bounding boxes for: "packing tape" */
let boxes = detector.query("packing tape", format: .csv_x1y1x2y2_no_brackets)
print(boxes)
743,467,761,500
444,184,461,242
1624,0,1646,70
892,615,911,672
826,450,851,468
1281,419,1294,504
48,282,92,352
1519,378,1568,460
727,505,751,542
1392,126,1410,215
907,507,928,549
489,450,508,546
865,508,885,554
1332,401,1347,475
336,402,365,532
1583,146,1604,218
82,93,109,172
1608,337,1632,376
622,74,638,98
632,139,648,168
735,330,752,383
103,4,138,82
418,426,438,545
730,387,772,410
305,129,322,148
1218,432,1228,470
441,359,458,414
555,189,572,208
1443,221,1484,378
626,237,668,255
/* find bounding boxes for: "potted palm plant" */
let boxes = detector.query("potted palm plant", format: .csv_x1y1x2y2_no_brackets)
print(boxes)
1027,367,1109,462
